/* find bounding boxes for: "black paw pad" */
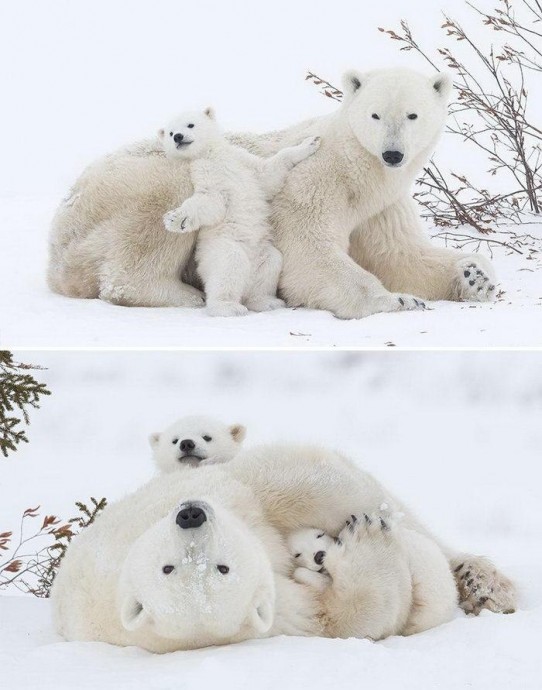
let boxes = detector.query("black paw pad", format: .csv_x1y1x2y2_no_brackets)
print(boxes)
398,297,404,306
464,271,470,278
380,517,390,531
454,563,464,573
469,280,475,286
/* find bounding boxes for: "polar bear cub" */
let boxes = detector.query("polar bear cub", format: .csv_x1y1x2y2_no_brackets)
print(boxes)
288,510,458,638
159,108,320,317
149,415,246,472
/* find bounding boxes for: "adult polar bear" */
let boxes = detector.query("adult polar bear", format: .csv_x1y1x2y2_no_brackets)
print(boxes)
51,445,515,652
47,68,496,318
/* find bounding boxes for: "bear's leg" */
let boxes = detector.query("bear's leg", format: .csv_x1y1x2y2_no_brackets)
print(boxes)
321,513,412,639
449,553,517,615
259,136,321,198
99,273,205,308
279,242,426,319
350,197,497,302
244,241,285,312
197,234,251,317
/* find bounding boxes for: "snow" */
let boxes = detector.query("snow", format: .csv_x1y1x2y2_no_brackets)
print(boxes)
1,0,541,347
1,195,541,347
1,351,541,688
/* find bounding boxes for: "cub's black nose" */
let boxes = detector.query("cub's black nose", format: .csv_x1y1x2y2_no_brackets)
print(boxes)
180,439,195,452
176,505,207,529
314,551,325,566
173,133,185,144
382,150,404,166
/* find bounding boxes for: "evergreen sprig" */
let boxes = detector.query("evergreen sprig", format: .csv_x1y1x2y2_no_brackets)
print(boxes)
0,351,51,457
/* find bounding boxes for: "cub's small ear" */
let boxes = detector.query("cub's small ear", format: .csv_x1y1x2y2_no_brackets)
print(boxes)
120,595,151,632
341,69,364,98
158,128,165,139
229,424,246,443
204,106,216,120
149,432,161,449
432,72,453,101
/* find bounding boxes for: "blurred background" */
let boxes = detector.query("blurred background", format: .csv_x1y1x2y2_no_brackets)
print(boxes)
1,350,541,605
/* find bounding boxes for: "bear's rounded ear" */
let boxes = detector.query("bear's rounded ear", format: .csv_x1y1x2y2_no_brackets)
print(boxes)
249,593,274,634
432,72,453,101
204,106,216,120
341,69,364,99
158,128,165,139
120,595,151,631
229,424,246,443
149,432,161,449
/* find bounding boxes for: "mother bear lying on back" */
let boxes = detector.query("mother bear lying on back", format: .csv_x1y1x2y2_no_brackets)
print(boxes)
51,445,515,652
48,68,496,319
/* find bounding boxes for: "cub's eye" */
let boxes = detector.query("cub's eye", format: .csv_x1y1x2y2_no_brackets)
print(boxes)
294,553,301,558
169,131,173,136
408,113,418,120
317,533,325,538
203,435,212,442
371,113,380,120
217,565,229,574
172,438,179,445
187,123,195,128
162,565,174,574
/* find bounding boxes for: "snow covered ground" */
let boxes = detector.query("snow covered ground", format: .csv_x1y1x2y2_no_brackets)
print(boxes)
1,351,541,689
1,195,541,348
2,0,542,348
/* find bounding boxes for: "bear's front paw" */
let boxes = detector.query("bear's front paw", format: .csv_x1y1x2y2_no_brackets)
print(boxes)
163,208,193,234
301,135,321,155
454,258,496,302
394,294,426,311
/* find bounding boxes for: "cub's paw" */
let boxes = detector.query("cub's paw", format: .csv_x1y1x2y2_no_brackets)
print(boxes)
245,296,285,312
393,294,426,311
338,511,396,545
163,208,194,234
454,258,496,302
300,135,321,155
206,301,249,318
452,555,516,615
293,567,331,592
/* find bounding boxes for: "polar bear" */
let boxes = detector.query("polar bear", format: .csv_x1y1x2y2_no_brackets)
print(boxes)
149,415,246,471
288,511,458,637
51,444,515,652
158,108,320,316
47,68,496,318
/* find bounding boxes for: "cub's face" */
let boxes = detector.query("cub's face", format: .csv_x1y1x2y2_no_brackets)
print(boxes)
341,68,452,169
119,500,275,648
287,528,336,572
150,415,246,472
159,107,222,159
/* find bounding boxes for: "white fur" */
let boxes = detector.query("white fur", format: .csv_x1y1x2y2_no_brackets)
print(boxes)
159,108,320,316
150,415,246,472
289,513,458,638
48,68,496,317
51,444,515,651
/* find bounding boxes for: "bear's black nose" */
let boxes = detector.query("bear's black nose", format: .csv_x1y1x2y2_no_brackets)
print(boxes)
180,439,195,452
173,133,184,144
176,504,207,529
382,150,404,166
314,551,325,566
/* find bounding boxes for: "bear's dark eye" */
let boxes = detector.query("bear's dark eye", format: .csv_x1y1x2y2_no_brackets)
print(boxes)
371,113,380,120
163,565,174,574
317,533,325,538
217,565,229,574
203,435,212,442
408,113,418,120
187,123,194,128
169,131,173,136
172,437,178,445
294,553,301,558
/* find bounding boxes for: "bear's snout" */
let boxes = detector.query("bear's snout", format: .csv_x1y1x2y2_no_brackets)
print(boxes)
180,439,195,452
382,150,404,166
176,503,207,529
